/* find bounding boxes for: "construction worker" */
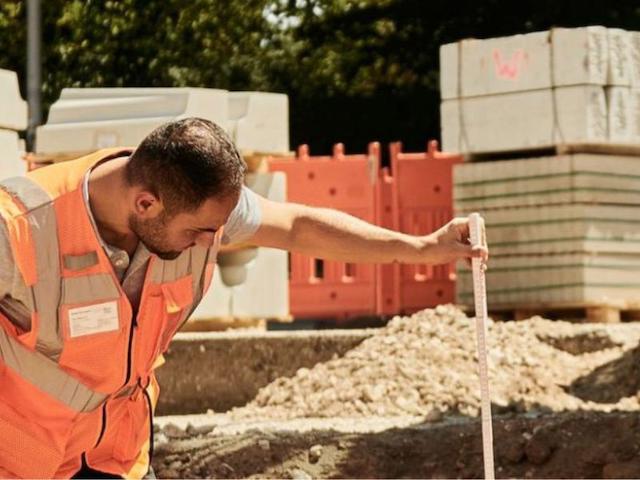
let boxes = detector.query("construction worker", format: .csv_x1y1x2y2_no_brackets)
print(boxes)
0,117,487,479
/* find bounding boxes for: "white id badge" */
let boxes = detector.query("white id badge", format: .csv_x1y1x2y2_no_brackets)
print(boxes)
68,301,119,338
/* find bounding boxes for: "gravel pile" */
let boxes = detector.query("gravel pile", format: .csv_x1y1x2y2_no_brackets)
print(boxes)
231,305,640,421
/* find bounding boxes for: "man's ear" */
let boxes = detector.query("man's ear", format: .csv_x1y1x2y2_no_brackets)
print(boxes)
134,190,163,218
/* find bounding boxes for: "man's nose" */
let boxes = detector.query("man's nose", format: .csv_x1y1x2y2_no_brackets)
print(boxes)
194,231,216,248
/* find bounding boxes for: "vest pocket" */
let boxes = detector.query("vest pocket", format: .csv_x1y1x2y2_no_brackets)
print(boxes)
157,275,194,355
110,396,150,465
58,298,129,391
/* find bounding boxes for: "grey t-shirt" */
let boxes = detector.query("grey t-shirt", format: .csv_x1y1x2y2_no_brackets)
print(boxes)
0,179,262,330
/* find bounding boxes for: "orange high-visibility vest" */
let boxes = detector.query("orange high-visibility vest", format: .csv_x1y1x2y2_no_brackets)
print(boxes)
0,149,220,478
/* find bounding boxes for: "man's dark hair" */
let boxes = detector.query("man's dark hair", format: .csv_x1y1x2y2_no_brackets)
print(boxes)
126,117,246,213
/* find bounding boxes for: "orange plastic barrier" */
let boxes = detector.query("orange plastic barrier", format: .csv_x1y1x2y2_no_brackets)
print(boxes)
378,140,463,315
268,140,461,319
269,143,381,318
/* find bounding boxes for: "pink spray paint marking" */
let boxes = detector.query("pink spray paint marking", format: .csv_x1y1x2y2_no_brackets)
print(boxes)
492,48,527,80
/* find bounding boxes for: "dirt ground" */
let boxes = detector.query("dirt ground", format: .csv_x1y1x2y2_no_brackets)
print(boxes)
152,412,640,479
153,306,640,478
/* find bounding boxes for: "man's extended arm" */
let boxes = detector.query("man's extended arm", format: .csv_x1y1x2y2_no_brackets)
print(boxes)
248,197,487,265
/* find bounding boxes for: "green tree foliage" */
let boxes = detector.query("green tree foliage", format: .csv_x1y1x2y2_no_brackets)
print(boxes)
0,0,276,118
1,0,640,154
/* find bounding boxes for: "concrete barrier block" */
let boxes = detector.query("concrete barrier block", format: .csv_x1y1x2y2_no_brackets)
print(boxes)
228,92,289,153
36,87,229,154
0,129,26,179
0,69,28,131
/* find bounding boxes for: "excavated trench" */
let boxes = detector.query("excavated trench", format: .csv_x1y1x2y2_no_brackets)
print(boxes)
153,306,640,478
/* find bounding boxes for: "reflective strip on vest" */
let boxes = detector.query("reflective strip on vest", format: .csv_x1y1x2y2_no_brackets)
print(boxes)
0,324,107,412
0,184,37,287
61,274,120,304
148,250,194,284
0,177,107,412
2,176,64,359
187,246,215,319
63,251,99,271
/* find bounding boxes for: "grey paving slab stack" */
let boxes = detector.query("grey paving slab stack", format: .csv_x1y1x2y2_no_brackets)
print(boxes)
444,27,640,314
0,69,28,179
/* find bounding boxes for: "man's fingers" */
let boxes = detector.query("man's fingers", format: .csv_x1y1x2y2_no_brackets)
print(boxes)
471,245,489,262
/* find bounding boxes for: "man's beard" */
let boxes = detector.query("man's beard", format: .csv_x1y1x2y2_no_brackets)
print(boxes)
128,211,182,261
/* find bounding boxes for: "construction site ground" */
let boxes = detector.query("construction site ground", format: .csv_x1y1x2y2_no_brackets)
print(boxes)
153,306,640,479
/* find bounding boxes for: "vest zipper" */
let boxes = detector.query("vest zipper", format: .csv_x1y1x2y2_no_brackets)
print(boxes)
93,402,108,448
122,316,138,389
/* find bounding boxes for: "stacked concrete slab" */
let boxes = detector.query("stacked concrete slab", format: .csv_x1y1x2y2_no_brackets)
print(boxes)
441,27,640,153
445,28,640,312
455,157,640,308
0,69,28,179
36,87,289,155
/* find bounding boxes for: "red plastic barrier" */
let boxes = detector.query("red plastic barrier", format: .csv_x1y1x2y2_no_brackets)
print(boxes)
269,143,381,318
378,140,463,315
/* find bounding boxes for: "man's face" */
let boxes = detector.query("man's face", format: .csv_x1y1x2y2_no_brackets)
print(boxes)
129,194,238,260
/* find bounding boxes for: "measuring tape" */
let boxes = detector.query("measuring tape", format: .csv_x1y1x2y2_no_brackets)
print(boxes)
468,212,495,480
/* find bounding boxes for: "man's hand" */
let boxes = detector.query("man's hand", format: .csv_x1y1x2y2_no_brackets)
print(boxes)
423,217,489,267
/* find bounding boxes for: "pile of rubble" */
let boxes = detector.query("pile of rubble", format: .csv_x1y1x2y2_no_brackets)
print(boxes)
231,305,640,421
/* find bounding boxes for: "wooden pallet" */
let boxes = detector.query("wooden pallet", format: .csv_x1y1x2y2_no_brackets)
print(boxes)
464,142,640,162
484,301,640,323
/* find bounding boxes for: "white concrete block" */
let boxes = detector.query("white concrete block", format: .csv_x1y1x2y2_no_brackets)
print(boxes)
608,28,633,86
440,27,608,100
0,69,28,131
36,87,229,154
606,87,632,141
630,89,640,143
51,87,229,122
630,32,640,86
553,27,608,87
439,42,459,100
228,92,289,153
441,85,607,154
37,116,177,154
0,129,26,179
190,172,289,320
